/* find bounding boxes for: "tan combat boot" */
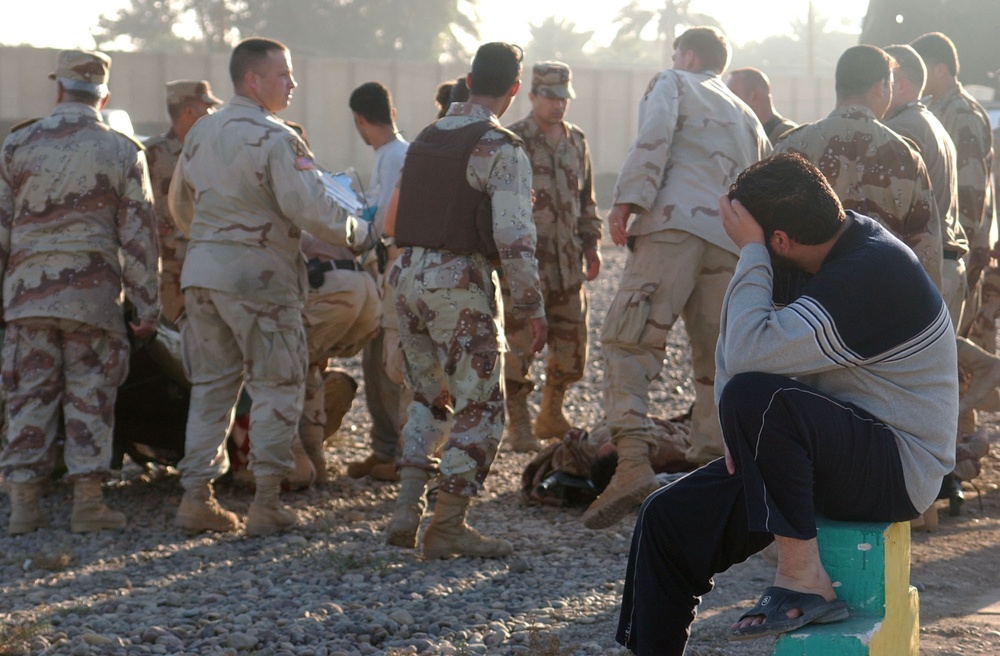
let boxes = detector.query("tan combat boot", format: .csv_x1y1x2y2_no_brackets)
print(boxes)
324,368,358,438
533,384,573,440
957,337,1000,413
386,467,428,548
422,491,513,559
284,436,317,490
505,389,539,452
174,482,239,534
300,427,331,485
6,481,48,535
368,461,400,482
582,436,659,530
71,477,126,533
246,475,296,536
346,453,393,479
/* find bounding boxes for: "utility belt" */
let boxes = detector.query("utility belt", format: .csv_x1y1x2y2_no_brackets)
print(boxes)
306,257,362,289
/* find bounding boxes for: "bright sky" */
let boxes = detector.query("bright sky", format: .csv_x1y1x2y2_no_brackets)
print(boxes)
1,0,871,51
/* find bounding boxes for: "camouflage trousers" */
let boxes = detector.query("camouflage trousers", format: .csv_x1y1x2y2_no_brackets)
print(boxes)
963,264,1000,353
600,231,734,465
502,280,586,396
0,318,130,483
390,247,505,497
160,260,185,327
301,269,381,443
178,287,307,488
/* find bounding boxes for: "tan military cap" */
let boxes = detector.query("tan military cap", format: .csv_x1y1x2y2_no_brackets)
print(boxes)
48,49,111,95
166,80,223,108
532,60,575,99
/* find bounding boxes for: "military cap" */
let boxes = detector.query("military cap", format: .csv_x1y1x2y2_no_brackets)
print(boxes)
531,60,575,99
48,49,111,96
166,80,223,108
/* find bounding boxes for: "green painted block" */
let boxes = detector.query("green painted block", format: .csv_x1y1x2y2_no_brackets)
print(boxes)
815,518,892,615
772,615,882,656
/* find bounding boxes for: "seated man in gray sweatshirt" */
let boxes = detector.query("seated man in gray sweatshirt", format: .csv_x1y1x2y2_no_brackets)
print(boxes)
615,153,958,655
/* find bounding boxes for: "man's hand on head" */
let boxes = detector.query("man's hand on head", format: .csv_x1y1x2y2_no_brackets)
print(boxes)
719,195,765,249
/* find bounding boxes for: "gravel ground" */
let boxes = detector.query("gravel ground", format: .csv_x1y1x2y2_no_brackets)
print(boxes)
3,244,999,655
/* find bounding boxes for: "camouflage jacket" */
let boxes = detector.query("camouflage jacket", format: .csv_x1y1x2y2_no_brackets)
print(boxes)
0,102,159,332
507,113,601,290
775,105,943,289
144,130,185,296
885,100,968,256
405,102,543,320
613,69,771,253
927,82,996,251
169,95,356,308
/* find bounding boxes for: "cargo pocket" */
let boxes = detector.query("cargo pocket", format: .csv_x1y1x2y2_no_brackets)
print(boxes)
599,289,652,345
249,312,307,386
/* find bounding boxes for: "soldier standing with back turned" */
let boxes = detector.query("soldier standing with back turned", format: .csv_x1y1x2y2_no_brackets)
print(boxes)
0,49,159,535
503,61,602,452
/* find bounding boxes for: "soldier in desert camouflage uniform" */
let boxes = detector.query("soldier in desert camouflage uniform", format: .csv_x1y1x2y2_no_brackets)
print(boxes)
386,42,547,559
912,33,997,367
774,45,943,289
0,50,159,535
502,61,602,452
144,80,222,328
586,27,770,531
168,37,357,536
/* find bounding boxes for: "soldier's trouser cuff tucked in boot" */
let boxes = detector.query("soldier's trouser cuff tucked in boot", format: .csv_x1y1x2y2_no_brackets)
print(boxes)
421,491,513,560
71,477,126,533
247,475,296,537
505,386,539,452
386,467,429,548
534,383,573,440
7,481,49,535
581,436,658,530
174,482,239,534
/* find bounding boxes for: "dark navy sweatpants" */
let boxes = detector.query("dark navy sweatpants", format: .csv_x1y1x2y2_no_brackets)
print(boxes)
616,372,920,655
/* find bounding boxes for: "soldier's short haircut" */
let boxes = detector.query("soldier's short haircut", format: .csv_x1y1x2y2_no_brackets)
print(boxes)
469,42,523,97
911,32,959,77
884,45,927,93
729,67,771,94
673,26,731,75
60,85,103,106
229,37,288,86
728,153,845,245
835,45,895,99
349,82,393,125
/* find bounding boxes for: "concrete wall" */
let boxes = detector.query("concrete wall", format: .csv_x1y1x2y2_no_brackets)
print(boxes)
0,46,836,207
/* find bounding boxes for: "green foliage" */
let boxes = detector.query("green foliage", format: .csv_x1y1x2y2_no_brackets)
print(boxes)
0,619,46,656
524,17,595,66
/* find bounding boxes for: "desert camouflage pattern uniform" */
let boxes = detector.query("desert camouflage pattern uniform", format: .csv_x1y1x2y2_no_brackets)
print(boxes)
927,83,997,350
0,102,159,483
144,129,185,325
503,113,601,397
392,102,543,496
169,95,356,488
299,232,380,445
885,99,969,324
775,105,944,289
604,69,770,465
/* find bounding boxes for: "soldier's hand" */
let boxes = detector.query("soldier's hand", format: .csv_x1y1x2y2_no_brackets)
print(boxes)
608,203,633,246
583,247,601,281
528,316,548,354
719,195,765,249
129,318,157,340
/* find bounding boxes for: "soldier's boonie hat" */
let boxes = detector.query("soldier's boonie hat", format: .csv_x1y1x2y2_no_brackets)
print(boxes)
532,61,575,99
166,80,224,108
48,49,111,96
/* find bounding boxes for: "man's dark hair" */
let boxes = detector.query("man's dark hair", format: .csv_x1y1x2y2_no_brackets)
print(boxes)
469,42,523,97
911,32,959,77
884,44,927,93
728,153,845,245
835,45,895,99
673,26,730,74
230,37,287,86
349,82,393,125
60,86,102,106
